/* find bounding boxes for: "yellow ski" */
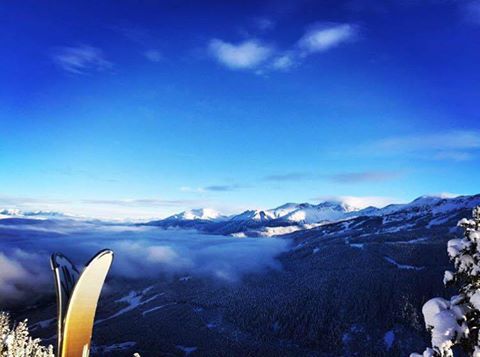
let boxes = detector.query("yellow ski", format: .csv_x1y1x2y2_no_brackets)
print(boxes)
51,249,113,357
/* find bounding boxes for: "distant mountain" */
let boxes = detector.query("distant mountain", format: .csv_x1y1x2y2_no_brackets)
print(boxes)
144,194,480,236
229,209,276,222
4,194,480,238
164,208,226,222
281,201,358,224
16,192,480,357
0,209,22,216
0,209,68,219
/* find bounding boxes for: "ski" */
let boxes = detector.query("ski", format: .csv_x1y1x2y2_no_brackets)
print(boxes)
51,249,113,357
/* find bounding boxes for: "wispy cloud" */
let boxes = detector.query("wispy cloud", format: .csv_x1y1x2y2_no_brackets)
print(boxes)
433,151,475,161
328,170,401,183
298,23,358,54
208,39,274,69
81,198,202,207
253,17,275,31
180,184,243,192
363,130,480,161
180,186,205,193
144,49,163,62
204,184,243,192
375,131,480,152
463,0,480,25
271,52,297,71
51,45,112,74
263,172,313,182
264,170,401,183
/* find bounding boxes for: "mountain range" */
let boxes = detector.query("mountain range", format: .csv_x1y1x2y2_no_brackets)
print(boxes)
4,193,480,356
143,194,480,237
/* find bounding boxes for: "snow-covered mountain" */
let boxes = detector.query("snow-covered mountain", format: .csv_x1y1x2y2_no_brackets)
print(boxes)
145,194,480,236
228,201,360,225
164,208,226,222
281,201,359,224
229,209,275,222
0,209,69,219
0,209,22,217
4,194,480,237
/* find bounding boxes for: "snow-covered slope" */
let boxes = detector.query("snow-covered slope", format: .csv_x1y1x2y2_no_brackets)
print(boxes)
265,203,307,219
281,201,359,224
229,209,276,222
164,208,226,221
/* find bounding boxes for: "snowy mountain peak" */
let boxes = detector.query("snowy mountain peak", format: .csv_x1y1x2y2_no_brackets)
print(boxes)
281,200,357,224
0,209,22,216
230,209,275,222
165,208,224,221
315,200,359,213
266,203,313,219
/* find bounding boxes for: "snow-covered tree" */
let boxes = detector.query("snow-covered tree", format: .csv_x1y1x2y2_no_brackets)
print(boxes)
1,311,143,357
0,311,54,357
412,206,480,357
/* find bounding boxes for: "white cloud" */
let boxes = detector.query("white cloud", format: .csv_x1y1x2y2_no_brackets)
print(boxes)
207,22,358,73
0,225,289,307
298,23,357,54
208,39,274,69
0,250,50,306
52,45,112,74
144,49,163,62
272,52,296,70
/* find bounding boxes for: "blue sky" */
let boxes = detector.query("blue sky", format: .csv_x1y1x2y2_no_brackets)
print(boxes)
1,0,480,219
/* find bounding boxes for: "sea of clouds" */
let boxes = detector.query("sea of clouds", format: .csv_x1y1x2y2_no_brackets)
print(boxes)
0,219,289,307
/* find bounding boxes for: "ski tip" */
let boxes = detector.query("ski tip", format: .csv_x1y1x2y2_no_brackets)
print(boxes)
50,252,69,269
50,252,80,272
85,249,114,267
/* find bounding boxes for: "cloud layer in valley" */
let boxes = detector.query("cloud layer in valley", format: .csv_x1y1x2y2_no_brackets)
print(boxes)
0,221,288,307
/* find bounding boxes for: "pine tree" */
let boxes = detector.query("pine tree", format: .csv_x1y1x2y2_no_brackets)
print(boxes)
1,311,143,356
412,207,480,357
0,312,54,357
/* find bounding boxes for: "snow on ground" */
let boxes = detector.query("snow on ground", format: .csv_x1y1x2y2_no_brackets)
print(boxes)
384,330,395,350
427,215,452,228
176,345,198,356
258,225,303,237
384,256,424,270
30,318,55,331
350,243,364,249
142,303,177,316
390,237,429,244
206,322,217,329
96,288,163,324
165,208,225,221
92,341,136,353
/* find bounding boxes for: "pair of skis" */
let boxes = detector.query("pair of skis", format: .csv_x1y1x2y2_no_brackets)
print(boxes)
51,249,114,357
